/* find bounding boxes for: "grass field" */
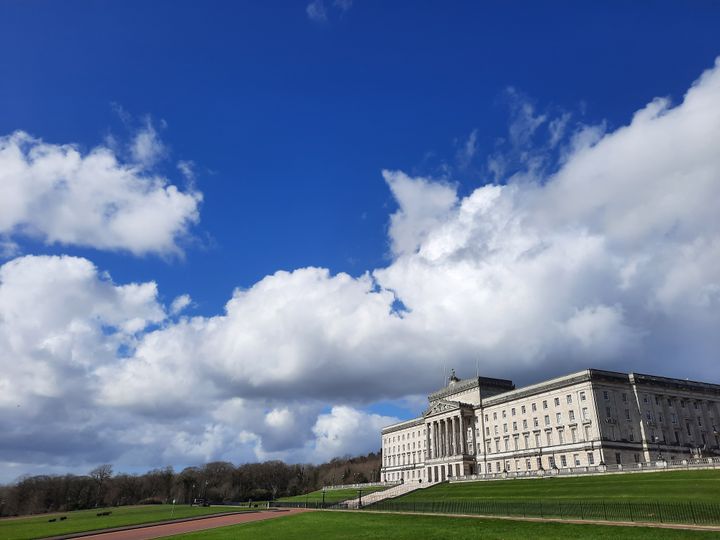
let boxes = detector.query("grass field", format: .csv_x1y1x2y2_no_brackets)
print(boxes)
167,511,720,539
278,486,389,504
0,504,248,540
395,470,720,502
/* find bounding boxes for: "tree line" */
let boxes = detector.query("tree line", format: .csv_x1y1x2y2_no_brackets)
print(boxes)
0,452,381,517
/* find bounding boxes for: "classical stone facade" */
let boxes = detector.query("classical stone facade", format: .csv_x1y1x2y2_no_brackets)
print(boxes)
380,369,720,483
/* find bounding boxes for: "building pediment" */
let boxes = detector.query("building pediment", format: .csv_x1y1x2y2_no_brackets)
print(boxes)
423,399,460,417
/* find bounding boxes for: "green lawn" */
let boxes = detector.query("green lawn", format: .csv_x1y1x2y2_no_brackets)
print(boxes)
396,470,720,502
167,511,720,539
0,504,249,540
278,486,389,504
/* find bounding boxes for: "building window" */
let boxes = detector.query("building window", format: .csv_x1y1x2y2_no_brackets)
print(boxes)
615,452,622,465
526,459,531,470
493,412,497,420
629,430,635,441
643,395,648,404
603,390,609,400
534,417,539,428
521,405,526,414
485,414,489,422
511,407,516,416
554,397,560,407
536,457,542,469
512,421,517,431
560,455,567,467
523,419,528,429
622,393,627,402
606,406,612,418
582,407,589,421
569,410,575,421
494,425,498,435
535,433,541,447
504,438,509,451
502,410,507,419
580,391,586,401
558,430,565,444
546,432,552,445
524,434,530,448
587,452,595,465
571,428,577,443
556,412,562,424
503,423,508,433
625,409,631,420
486,427,490,436
543,400,548,409
488,462,492,473
544,415,550,426
671,413,678,424
634,453,640,463
567,394,572,404
532,403,537,412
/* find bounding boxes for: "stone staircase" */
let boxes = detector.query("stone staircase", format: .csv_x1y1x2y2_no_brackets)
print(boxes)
345,480,436,509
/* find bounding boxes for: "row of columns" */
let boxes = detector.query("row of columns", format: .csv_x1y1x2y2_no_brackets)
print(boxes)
427,415,468,458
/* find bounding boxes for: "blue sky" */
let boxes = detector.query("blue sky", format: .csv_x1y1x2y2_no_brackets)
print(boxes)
0,2,719,480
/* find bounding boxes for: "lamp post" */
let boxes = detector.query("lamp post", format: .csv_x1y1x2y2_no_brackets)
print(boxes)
357,489,363,509
321,487,326,508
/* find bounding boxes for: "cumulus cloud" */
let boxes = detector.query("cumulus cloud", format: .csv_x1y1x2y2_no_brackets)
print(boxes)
0,131,201,256
2,59,720,480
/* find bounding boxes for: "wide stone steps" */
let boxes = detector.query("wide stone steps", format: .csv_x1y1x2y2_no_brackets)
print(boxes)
345,481,437,509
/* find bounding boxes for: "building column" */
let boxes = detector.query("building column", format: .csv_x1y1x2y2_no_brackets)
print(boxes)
432,421,437,458
460,415,466,455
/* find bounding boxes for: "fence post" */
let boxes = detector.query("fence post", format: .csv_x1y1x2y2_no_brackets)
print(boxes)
657,501,662,523
628,501,634,522
603,500,607,521
690,501,697,525
540,500,543,518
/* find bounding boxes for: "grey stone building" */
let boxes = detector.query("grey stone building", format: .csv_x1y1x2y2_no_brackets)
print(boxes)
380,369,720,483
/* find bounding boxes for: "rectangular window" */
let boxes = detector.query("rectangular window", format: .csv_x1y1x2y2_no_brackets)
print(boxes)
502,410,507,419
504,438,509,451
622,393,627,402
587,452,595,465
560,455,567,467
625,409,631,420
558,430,565,444
521,405,526,414
512,421,517,431
532,403,537,412
574,453,581,466
543,400,548,409
571,428,577,443
494,425,498,435
603,390,609,400
488,462,492,473
486,427,490,436
546,431,552,445
582,407,589,420
569,410,575,421
493,412,497,420
526,459,531,470
536,457,542,469
511,408,516,416
554,397,560,406
643,395,648,404
523,419,528,429
544,415,550,426
534,417,539,428
556,412,562,424
567,394,572,404
580,391,586,401
615,452,622,465
606,406,612,417
524,434,530,448
503,423,508,433
513,435,519,450
634,453,640,463
535,433,541,447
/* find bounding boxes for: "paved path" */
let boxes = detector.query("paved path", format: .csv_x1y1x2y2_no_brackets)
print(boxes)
56,509,308,540
349,509,720,532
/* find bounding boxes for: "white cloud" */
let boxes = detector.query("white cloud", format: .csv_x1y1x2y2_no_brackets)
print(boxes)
130,119,166,168
312,407,399,461
306,0,327,22
0,131,201,256
2,59,720,480
170,294,192,315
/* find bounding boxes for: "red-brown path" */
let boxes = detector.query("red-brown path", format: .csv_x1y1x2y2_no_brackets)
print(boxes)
53,509,309,540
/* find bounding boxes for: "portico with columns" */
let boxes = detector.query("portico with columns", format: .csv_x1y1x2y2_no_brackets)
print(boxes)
424,400,477,482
